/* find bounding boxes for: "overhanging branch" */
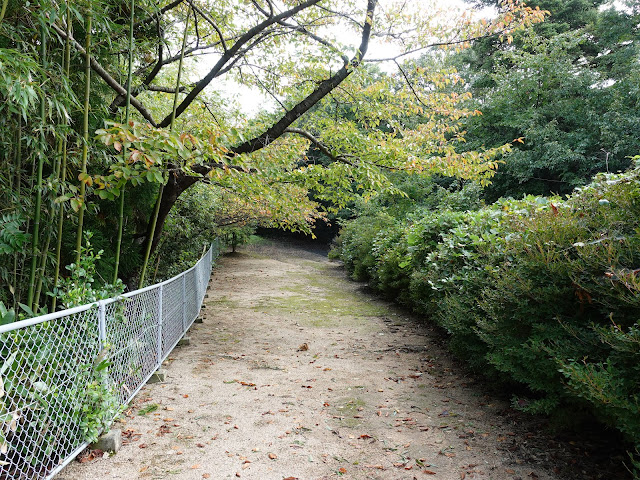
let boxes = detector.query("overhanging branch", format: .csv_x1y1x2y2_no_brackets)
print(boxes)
158,0,325,128
284,128,355,166
51,22,159,126
230,0,377,156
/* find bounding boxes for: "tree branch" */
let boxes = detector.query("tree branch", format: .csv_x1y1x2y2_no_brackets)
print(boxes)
50,21,158,126
230,0,377,156
245,64,287,112
394,59,429,109
187,0,228,53
251,4,349,66
133,0,184,30
158,0,325,128
284,128,355,166
366,30,518,63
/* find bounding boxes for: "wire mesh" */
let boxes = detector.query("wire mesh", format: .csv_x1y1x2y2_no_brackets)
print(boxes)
0,242,218,480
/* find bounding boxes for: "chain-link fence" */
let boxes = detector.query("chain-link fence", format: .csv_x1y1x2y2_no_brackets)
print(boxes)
0,243,218,480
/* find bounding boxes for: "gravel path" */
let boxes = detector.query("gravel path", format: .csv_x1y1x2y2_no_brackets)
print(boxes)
60,239,619,480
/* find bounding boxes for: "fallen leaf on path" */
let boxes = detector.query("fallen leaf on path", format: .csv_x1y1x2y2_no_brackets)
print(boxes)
505,469,515,474
139,466,148,472
423,470,437,475
203,475,211,479
191,464,201,469
77,449,104,463
268,453,277,460
283,477,299,480
297,343,309,351
158,424,171,436
338,467,347,474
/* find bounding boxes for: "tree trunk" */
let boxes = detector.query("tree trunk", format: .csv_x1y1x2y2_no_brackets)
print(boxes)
143,170,200,258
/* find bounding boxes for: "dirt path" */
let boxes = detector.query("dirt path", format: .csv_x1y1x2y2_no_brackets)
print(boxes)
61,240,618,480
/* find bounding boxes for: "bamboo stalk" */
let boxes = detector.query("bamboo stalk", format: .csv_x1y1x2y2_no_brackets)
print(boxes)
169,8,190,133
113,0,136,283
139,7,190,288
52,2,72,311
75,11,92,265
27,21,48,311
0,0,8,25
12,116,22,310
138,184,163,288
33,216,52,310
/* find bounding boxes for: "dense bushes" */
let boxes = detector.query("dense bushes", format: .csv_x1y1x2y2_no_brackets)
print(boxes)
333,164,640,450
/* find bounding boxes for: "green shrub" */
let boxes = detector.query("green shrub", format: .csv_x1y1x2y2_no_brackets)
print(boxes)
369,223,410,301
335,163,640,447
333,212,395,281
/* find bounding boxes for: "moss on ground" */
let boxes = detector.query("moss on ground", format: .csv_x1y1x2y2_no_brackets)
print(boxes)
252,271,389,327
205,296,242,308
333,397,367,428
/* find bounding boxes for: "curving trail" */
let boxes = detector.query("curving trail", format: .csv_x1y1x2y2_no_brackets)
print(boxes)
61,239,607,480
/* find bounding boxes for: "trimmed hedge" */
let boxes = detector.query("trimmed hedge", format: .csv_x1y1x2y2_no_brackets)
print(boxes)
333,165,640,452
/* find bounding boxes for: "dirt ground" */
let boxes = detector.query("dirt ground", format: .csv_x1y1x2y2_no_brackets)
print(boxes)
60,239,629,480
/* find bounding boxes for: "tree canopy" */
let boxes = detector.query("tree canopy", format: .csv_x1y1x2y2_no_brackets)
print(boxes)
453,0,640,199
0,0,547,310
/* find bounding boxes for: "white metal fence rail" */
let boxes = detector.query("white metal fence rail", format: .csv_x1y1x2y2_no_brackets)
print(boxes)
0,243,218,480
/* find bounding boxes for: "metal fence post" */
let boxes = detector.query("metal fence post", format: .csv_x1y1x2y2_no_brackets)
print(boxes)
97,300,107,348
182,274,187,333
156,284,164,363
